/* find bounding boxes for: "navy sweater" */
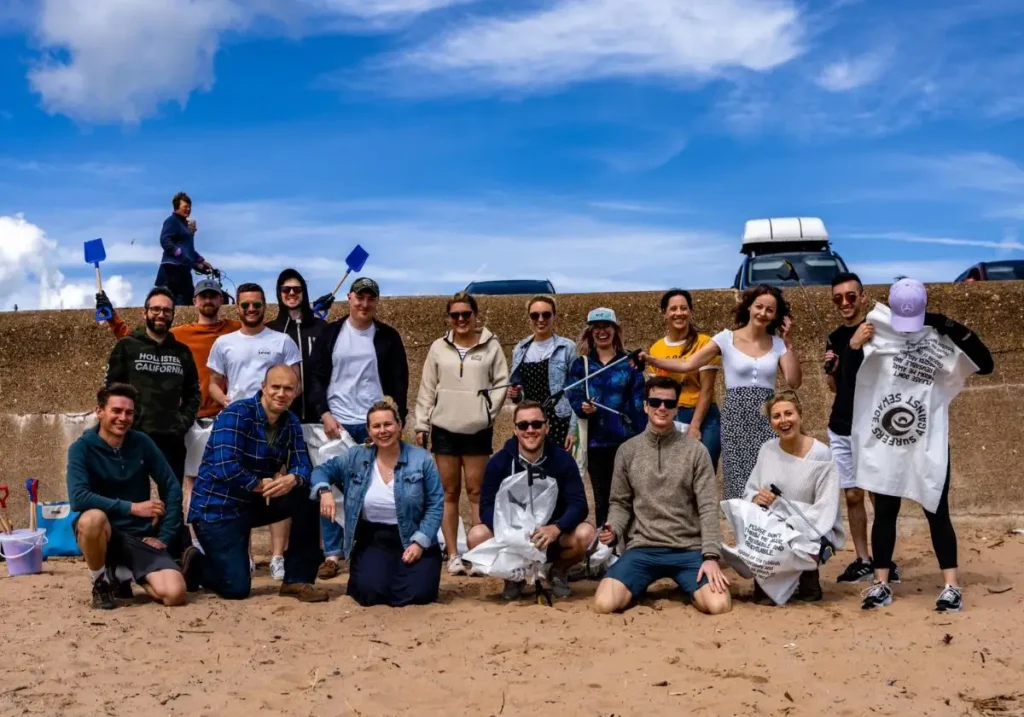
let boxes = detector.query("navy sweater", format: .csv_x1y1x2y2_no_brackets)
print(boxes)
159,213,203,268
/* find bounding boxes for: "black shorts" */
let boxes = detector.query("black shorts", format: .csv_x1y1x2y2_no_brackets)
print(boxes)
75,518,180,585
430,425,493,456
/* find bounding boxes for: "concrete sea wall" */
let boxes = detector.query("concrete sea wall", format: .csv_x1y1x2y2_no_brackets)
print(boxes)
1,283,1022,521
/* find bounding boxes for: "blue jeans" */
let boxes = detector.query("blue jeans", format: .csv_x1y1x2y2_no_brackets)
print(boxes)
191,484,323,599
676,403,721,472
322,423,369,559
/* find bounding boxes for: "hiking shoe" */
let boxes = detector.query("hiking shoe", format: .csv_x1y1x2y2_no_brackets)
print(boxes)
114,579,134,600
180,546,201,592
795,570,823,602
889,562,902,584
270,555,286,581
550,570,571,599
279,583,329,603
92,577,117,610
501,580,525,601
861,582,893,610
752,582,775,606
317,559,341,580
935,585,962,613
447,555,467,576
836,558,874,583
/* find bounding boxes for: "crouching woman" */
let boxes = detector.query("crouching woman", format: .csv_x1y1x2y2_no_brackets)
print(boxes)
311,398,445,607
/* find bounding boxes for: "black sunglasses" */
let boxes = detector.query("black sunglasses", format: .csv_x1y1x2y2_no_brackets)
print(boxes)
530,311,553,321
647,397,679,409
449,311,474,321
515,419,547,431
832,291,859,306
281,286,303,295
240,301,264,311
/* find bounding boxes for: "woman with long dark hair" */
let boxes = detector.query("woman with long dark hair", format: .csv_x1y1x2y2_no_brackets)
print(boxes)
643,285,801,500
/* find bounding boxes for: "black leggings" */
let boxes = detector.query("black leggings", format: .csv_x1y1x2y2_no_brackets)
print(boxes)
588,444,621,528
871,460,957,571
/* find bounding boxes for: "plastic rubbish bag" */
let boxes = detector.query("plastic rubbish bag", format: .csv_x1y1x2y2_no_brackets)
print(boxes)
463,467,559,583
437,518,469,556
184,419,215,477
720,498,818,605
302,425,359,529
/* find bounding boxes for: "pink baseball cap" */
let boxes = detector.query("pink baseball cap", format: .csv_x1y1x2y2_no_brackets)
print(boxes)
889,278,927,332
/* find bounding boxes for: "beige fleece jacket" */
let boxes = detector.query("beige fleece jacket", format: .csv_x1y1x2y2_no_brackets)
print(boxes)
414,328,510,435
607,427,721,557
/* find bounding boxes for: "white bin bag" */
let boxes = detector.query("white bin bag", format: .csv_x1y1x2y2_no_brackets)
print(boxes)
184,419,215,477
302,425,359,529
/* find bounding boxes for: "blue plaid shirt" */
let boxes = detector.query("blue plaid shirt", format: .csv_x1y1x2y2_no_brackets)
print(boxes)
189,393,312,523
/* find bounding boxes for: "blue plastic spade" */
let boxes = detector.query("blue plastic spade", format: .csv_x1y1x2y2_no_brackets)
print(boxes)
84,238,112,322
314,244,370,319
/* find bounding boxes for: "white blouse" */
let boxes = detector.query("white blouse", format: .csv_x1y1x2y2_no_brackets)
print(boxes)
362,461,398,525
711,329,788,390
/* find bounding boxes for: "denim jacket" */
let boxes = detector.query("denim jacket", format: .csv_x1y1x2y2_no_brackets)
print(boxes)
509,334,579,433
310,442,444,560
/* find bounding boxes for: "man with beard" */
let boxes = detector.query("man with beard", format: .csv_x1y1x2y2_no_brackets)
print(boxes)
105,287,201,500
266,268,326,424
207,283,301,579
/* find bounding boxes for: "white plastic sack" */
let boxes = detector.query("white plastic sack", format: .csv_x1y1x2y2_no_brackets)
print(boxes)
720,498,818,605
302,425,359,530
184,419,215,477
463,468,559,582
674,421,689,434
437,518,469,556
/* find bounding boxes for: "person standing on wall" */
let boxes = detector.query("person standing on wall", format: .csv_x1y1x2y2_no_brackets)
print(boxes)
307,277,409,580
506,295,579,451
105,287,201,514
414,292,509,577
646,289,722,470
642,285,801,501
266,269,327,424
566,308,647,528
823,272,900,584
207,283,302,581
156,192,212,306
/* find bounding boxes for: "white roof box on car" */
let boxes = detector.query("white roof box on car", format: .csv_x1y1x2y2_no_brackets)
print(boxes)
741,217,830,256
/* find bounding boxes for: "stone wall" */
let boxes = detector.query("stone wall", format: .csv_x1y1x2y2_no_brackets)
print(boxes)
1,282,1022,521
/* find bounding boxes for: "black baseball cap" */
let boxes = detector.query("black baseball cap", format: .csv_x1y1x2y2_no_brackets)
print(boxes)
194,277,224,296
350,277,379,297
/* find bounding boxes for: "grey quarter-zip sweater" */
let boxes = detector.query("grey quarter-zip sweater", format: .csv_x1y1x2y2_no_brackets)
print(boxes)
607,426,721,557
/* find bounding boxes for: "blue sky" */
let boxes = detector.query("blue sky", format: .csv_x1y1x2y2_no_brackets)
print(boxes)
1,0,1023,310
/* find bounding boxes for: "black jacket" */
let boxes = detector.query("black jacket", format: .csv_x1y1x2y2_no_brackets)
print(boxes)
308,316,410,425
266,269,326,422
105,327,201,436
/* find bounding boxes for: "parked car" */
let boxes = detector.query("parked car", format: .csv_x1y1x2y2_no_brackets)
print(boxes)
464,279,556,295
954,260,1024,282
732,217,850,290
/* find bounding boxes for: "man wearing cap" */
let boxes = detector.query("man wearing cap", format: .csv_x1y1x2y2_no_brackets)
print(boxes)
854,279,993,613
307,277,409,579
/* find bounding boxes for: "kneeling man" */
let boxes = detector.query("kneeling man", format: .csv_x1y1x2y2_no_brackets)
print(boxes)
67,384,188,610
594,376,731,615
187,365,327,602
468,400,595,600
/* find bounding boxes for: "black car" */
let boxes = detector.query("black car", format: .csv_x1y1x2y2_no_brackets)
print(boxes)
732,217,850,290
464,279,556,295
954,260,1024,282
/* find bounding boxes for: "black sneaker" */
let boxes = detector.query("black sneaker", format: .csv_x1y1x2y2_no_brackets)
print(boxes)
550,570,571,599
92,577,117,610
795,570,823,602
180,546,202,593
889,562,902,584
935,585,962,613
836,558,873,583
501,580,525,601
114,579,133,600
860,582,893,610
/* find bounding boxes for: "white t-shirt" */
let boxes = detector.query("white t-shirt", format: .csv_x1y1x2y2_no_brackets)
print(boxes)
363,461,398,524
207,328,302,403
327,320,384,424
525,337,556,362
711,329,788,390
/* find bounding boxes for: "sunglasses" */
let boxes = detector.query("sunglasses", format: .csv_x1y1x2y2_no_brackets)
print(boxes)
449,311,474,321
281,286,303,295
515,420,547,431
530,311,553,321
240,301,264,311
832,291,860,306
146,307,173,316
646,397,679,409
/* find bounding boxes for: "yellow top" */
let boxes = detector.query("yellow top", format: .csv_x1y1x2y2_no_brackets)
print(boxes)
647,333,720,409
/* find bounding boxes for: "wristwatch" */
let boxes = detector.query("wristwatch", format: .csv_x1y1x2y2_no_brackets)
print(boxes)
702,553,720,562
316,486,331,499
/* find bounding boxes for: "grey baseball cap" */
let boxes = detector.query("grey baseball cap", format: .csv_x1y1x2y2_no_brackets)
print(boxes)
350,277,380,296
194,277,224,296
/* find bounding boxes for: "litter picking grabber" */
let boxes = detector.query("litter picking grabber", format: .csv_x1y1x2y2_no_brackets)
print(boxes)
314,245,370,320
84,238,113,322
769,484,835,565
777,260,827,338
25,478,39,532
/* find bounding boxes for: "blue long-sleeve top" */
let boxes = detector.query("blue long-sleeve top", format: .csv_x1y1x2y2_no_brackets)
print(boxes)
566,350,647,447
159,213,204,268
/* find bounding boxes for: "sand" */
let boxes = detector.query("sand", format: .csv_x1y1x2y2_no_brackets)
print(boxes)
1,517,1023,717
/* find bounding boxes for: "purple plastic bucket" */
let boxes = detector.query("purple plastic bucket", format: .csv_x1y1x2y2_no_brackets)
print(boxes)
0,529,47,576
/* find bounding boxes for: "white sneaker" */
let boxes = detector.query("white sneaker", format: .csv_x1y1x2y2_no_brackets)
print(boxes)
249,557,256,576
447,555,467,576
270,555,286,581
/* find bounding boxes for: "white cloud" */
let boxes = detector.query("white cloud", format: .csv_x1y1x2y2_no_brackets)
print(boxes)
816,49,889,92
382,0,805,94
0,213,133,311
847,231,1024,252
914,152,1024,195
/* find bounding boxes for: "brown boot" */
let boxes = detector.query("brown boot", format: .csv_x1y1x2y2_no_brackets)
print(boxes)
279,583,329,603
317,559,341,580
795,570,823,602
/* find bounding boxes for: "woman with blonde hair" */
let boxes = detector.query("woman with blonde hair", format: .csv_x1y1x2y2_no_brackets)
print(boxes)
414,292,509,576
